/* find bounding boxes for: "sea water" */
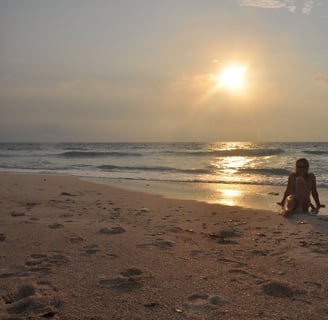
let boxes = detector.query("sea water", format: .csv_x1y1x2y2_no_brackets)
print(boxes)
0,142,327,213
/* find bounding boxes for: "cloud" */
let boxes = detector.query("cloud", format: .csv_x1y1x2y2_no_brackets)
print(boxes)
239,0,320,14
302,0,314,15
313,74,328,84
239,0,296,12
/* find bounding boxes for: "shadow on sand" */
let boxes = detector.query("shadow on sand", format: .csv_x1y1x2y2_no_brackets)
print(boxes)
286,213,328,236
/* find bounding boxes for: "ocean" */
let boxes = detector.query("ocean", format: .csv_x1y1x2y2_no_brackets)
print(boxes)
1,142,327,213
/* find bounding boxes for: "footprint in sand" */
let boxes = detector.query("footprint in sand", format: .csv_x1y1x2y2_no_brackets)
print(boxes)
48,223,64,229
190,250,213,258
45,252,69,266
0,267,30,279
304,280,325,298
165,226,184,233
261,281,307,298
217,257,247,268
82,244,100,255
69,235,84,243
25,252,69,273
2,284,35,305
137,239,175,250
10,211,25,217
2,281,61,318
99,277,142,292
207,230,241,245
25,254,51,273
99,268,151,293
182,294,229,314
99,226,125,235
228,268,264,285
248,249,270,257
60,192,77,197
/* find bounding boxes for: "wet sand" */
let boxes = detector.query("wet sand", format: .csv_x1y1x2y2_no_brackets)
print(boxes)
1,172,327,319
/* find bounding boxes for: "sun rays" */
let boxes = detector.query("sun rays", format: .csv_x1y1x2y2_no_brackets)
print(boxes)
212,64,248,93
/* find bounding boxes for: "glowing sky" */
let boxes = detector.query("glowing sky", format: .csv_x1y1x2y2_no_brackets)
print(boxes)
1,0,327,142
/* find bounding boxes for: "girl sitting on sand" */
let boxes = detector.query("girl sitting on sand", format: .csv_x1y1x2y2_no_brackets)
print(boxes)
278,158,322,215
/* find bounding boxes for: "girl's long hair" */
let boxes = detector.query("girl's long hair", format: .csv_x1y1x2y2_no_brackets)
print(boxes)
293,158,310,174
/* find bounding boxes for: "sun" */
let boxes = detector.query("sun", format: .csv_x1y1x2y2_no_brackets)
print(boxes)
213,64,248,92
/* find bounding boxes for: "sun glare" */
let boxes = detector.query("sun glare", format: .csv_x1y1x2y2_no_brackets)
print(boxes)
213,64,248,92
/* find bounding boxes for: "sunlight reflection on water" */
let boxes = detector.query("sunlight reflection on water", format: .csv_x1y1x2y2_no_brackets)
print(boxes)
218,188,242,207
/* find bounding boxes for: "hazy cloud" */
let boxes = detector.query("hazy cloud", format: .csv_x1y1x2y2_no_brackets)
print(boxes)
239,0,296,12
313,74,328,84
302,0,314,15
239,0,319,14
0,78,146,103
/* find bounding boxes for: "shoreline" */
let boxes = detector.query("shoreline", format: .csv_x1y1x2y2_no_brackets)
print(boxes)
82,176,328,215
84,177,286,210
1,169,327,215
1,172,328,319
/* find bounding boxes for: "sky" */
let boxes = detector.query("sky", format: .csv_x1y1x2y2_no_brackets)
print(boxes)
0,0,327,142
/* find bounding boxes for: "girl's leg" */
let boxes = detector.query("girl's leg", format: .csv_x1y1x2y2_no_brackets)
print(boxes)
283,195,297,214
295,177,310,212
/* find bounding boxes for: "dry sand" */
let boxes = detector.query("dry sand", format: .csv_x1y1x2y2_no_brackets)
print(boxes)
0,172,327,320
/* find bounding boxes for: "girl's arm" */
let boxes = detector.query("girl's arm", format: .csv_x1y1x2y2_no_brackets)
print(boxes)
310,174,321,209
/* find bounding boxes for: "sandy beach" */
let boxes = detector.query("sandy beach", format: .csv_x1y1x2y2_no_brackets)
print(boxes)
0,172,327,319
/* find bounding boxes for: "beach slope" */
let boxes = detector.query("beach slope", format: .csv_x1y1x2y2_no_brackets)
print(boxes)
0,173,327,319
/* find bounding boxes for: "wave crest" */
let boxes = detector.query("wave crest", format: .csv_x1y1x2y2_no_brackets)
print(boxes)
98,165,210,174
238,168,290,176
59,151,142,158
303,150,328,155
165,148,284,157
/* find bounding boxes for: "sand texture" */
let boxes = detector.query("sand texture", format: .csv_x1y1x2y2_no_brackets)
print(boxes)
0,172,328,319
